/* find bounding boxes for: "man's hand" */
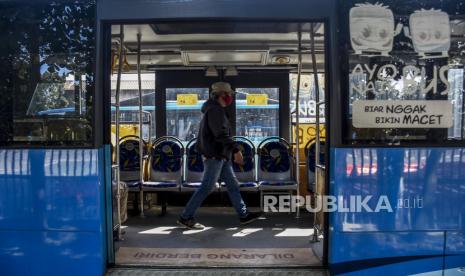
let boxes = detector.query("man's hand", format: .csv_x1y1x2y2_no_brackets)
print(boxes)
233,151,244,165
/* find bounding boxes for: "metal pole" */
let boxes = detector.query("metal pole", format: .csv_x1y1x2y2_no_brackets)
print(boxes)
144,111,152,142
294,27,302,218
137,32,145,218
310,23,322,243
115,25,125,240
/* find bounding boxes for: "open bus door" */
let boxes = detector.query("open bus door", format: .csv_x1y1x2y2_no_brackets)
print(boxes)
106,21,328,269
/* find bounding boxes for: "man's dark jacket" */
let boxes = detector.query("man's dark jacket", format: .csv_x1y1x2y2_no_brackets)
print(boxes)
196,99,239,160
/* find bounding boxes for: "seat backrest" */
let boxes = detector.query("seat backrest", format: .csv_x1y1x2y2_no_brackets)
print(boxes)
306,140,325,174
150,139,183,182
119,137,143,182
232,139,255,182
185,140,204,182
258,140,293,182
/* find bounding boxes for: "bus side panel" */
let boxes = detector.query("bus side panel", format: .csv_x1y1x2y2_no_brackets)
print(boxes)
329,148,465,275
0,149,106,275
0,230,103,275
444,231,465,276
329,231,444,275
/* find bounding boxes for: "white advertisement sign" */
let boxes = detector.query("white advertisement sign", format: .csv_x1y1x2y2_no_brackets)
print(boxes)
353,100,453,128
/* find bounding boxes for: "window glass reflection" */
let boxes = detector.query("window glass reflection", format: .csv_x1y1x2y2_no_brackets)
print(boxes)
111,74,155,142
235,88,279,143
0,1,96,146
290,74,325,124
166,88,209,142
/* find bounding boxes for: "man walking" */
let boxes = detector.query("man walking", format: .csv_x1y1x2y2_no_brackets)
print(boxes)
177,82,262,229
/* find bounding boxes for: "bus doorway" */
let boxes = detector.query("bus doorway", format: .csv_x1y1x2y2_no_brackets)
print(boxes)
106,21,327,268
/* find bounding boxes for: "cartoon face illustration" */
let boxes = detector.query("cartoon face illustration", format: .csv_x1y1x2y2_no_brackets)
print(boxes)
350,3,400,56
408,9,450,58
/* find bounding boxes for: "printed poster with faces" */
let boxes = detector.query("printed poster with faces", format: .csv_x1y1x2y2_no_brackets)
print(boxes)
348,2,455,129
407,9,451,59
349,3,402,56
349,3,451,58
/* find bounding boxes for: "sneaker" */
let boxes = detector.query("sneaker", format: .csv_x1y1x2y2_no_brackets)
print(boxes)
177,217,205,230
240,212,263,225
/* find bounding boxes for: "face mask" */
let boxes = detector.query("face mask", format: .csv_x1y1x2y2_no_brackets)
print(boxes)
221,94,233,106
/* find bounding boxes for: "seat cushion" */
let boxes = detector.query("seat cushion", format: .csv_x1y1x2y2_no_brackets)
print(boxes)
182,182,221,190
126,181,141,188
239,182,258,188
142,182,178,189
259,180,297,186
219,182,258,191
182,182,202,188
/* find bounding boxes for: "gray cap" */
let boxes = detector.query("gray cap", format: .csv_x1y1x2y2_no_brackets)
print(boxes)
211,81,234,96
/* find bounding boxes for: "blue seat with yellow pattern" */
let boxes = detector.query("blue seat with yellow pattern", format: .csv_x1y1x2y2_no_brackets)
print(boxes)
220,136,258,191
142,136,183,192
119,135,146,191
305,139,325,193
257,137,297,191
182,138,219,192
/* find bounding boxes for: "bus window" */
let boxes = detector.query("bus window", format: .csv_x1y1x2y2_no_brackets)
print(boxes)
166,88,209,142
0,1,95,146
340,2,465,144
111,74,156,142
290,74,326,151
290,74,325,124
27,75,87,116
235,88,279,143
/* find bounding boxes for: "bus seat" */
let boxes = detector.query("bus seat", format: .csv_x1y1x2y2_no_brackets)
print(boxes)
305,140,325,193
220,137,258,191
182,138,219,192
119,135,145,191
142,137,183,192
257,138,297,191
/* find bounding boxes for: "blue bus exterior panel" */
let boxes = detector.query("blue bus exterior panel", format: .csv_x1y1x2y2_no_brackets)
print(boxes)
330,148,465,275
445,231,465,276
0,149,107,275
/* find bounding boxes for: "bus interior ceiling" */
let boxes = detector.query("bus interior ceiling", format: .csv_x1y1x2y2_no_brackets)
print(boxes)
110,22,325,73
110,22,326,267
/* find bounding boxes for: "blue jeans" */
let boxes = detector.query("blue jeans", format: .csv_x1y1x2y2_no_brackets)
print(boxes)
181,158,248,219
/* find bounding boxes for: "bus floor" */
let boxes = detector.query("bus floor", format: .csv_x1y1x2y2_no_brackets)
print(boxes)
115,206,323,267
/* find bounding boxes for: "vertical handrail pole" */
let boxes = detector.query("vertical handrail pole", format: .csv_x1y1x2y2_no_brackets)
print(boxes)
137,32,145,218
294,27,302,218
148,112,152,143
115,25,125,240
310,23,322,243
